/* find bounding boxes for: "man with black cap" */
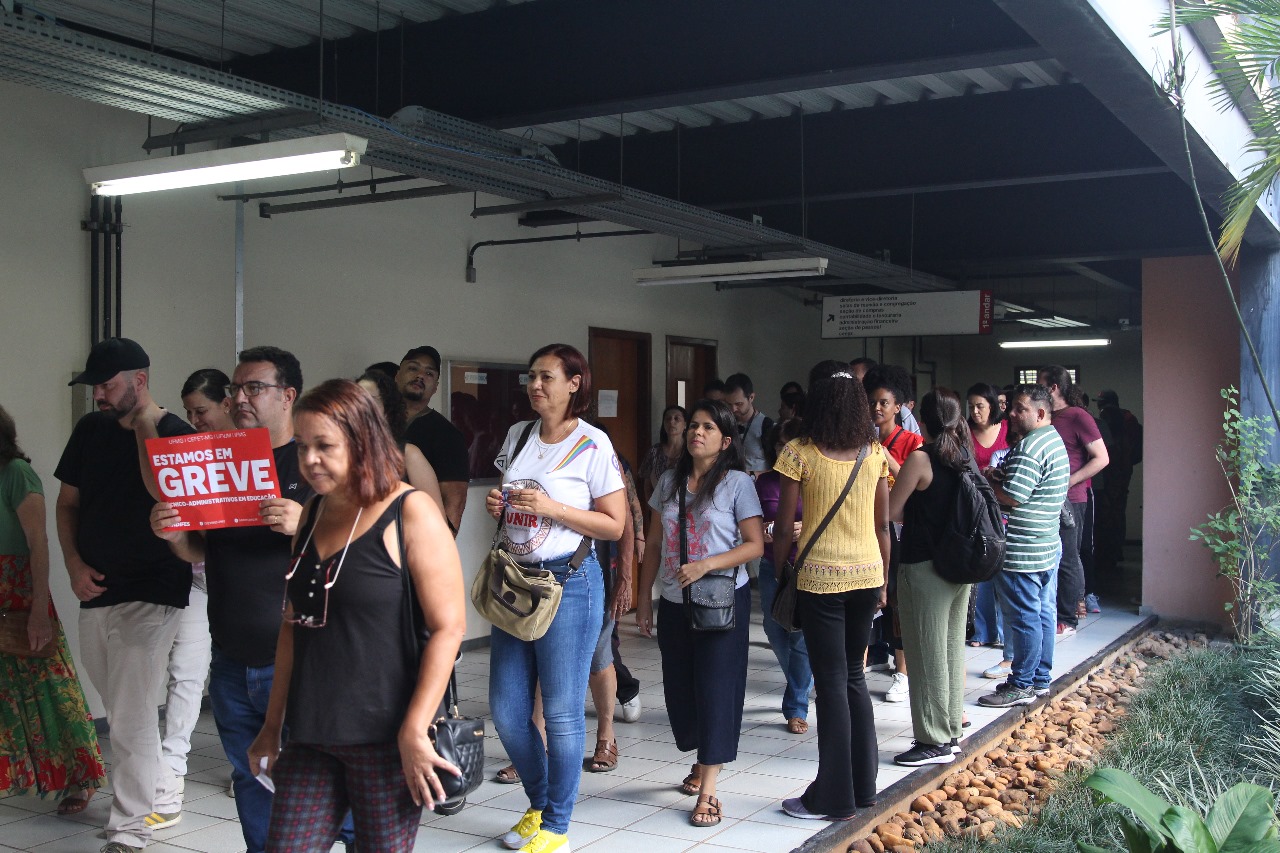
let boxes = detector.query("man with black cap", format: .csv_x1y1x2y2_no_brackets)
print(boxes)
54,338,194,852
396,346,470,532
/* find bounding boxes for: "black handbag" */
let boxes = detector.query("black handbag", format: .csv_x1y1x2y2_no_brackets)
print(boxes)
678,485,740,632
772,445,869,633
396,493,485,814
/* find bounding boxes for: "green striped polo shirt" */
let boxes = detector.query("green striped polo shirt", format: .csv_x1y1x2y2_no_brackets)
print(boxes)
1001,424,1069,573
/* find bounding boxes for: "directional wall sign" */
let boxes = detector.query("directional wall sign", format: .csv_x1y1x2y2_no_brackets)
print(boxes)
821,290,994,339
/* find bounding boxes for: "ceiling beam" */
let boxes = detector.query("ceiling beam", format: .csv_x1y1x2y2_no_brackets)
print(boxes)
1059,261,1139,293
486,46,1051,129
708,166,1171,211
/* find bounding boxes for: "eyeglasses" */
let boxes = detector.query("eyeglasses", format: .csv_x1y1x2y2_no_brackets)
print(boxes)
282,501,363,629
226,382,284,398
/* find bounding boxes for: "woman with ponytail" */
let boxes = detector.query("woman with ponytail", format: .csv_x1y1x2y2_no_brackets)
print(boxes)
887,389,974,767
773,362,889,822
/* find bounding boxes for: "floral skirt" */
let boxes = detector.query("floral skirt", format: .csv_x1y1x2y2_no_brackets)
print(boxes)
0,554,105,799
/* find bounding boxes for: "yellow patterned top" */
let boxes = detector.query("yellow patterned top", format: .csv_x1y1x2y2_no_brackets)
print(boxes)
773,439,888,593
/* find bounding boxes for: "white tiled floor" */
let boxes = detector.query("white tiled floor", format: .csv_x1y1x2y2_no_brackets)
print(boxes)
0,594,1143,852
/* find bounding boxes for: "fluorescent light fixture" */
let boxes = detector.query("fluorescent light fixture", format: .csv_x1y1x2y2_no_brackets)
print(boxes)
998,338,1111,349
84,133,368,196
634,256,828,286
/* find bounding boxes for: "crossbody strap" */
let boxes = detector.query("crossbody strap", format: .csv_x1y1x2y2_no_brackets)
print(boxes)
790,444,869,570
492,420,540,546
397,489,461,718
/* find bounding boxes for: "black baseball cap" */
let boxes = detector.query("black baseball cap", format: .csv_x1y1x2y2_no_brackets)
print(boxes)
69,337,150,386
400,346,441,371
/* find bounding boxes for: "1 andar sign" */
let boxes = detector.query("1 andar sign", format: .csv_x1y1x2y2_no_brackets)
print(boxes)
146,428,281,530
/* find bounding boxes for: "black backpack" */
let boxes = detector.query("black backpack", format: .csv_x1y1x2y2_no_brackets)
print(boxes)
933,456,1006,584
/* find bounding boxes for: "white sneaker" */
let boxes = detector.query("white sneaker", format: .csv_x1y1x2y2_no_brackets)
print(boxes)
615,694,641,723
885,672,909,702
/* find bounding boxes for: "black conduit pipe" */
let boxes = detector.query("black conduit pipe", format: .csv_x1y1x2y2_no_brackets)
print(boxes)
89,195,100,346
465,229,649,283
113,197,123,337
102,198,112,341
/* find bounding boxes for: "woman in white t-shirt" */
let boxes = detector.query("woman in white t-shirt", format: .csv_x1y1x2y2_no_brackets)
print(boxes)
484,344,627,853
635,399,764,829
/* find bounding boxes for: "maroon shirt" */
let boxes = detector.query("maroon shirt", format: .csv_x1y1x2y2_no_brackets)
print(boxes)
1050,405,1102,503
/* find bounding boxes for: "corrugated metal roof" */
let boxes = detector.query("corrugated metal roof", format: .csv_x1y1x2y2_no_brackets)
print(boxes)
0,5,956,294
504,59,1071,146
20,0,538,62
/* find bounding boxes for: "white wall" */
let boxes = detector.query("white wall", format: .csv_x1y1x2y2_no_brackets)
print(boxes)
0,79,849,713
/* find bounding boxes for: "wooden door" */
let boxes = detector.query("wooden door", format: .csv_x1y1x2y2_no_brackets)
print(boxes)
588,327,651,473
666,335,718,411
589,328,652,610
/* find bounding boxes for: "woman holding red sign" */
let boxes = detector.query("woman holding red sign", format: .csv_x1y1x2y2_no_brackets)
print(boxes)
248,380,465,852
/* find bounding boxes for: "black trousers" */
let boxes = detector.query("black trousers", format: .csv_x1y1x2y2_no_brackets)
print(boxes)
798,586,880,817
657,585,750,765
611,622,639,703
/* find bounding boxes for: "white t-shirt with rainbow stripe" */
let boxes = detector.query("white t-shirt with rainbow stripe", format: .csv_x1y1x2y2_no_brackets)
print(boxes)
495,419,625,564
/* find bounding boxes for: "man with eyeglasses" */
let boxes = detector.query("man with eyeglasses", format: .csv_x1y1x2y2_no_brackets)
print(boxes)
149,346,321,853
55,337,195,853
396,346,470,533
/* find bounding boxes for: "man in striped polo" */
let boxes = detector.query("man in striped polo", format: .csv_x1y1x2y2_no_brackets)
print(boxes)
978,385,1070,708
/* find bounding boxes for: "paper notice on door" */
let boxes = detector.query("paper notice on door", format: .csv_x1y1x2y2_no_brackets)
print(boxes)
598,389,619,418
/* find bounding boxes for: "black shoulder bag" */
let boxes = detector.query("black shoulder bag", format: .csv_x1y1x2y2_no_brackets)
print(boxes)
678,483,740,632
772,444,869,633
396,491,485,815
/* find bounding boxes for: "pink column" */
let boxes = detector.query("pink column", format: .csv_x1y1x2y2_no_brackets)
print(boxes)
1141,256,1238,627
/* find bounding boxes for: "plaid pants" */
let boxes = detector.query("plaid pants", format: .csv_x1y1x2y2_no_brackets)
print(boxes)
266,741,420,852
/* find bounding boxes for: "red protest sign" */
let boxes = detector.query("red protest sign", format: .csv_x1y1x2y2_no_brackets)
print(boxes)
146,429,281,530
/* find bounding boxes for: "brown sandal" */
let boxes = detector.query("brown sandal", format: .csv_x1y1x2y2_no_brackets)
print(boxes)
587,739,618,772
679,762,702,796
495,764,520,784
787,717,809,735
57,789,93,816
690,794,722,827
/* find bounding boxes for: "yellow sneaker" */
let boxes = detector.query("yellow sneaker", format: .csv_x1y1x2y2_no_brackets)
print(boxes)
520,829,570,853
143,811,182,830
501,808,542,850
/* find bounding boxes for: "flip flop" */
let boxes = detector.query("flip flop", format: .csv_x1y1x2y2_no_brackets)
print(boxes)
679,763,702,796
690,794,722,827
57,790,93,816
587,739,618,772
787,717,809,735
495,764,521,784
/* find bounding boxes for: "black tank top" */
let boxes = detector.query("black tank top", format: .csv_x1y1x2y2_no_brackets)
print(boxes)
285,492,416,745
900,445,962,565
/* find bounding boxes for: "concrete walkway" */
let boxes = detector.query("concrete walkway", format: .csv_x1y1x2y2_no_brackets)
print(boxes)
0,596,1144,852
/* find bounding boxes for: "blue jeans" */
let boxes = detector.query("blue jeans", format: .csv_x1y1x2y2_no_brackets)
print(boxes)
210,649,354,852
971,579,1003,646
490,555,603,836
996,560,1059,690
758,558,814,720
209,649,277,853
